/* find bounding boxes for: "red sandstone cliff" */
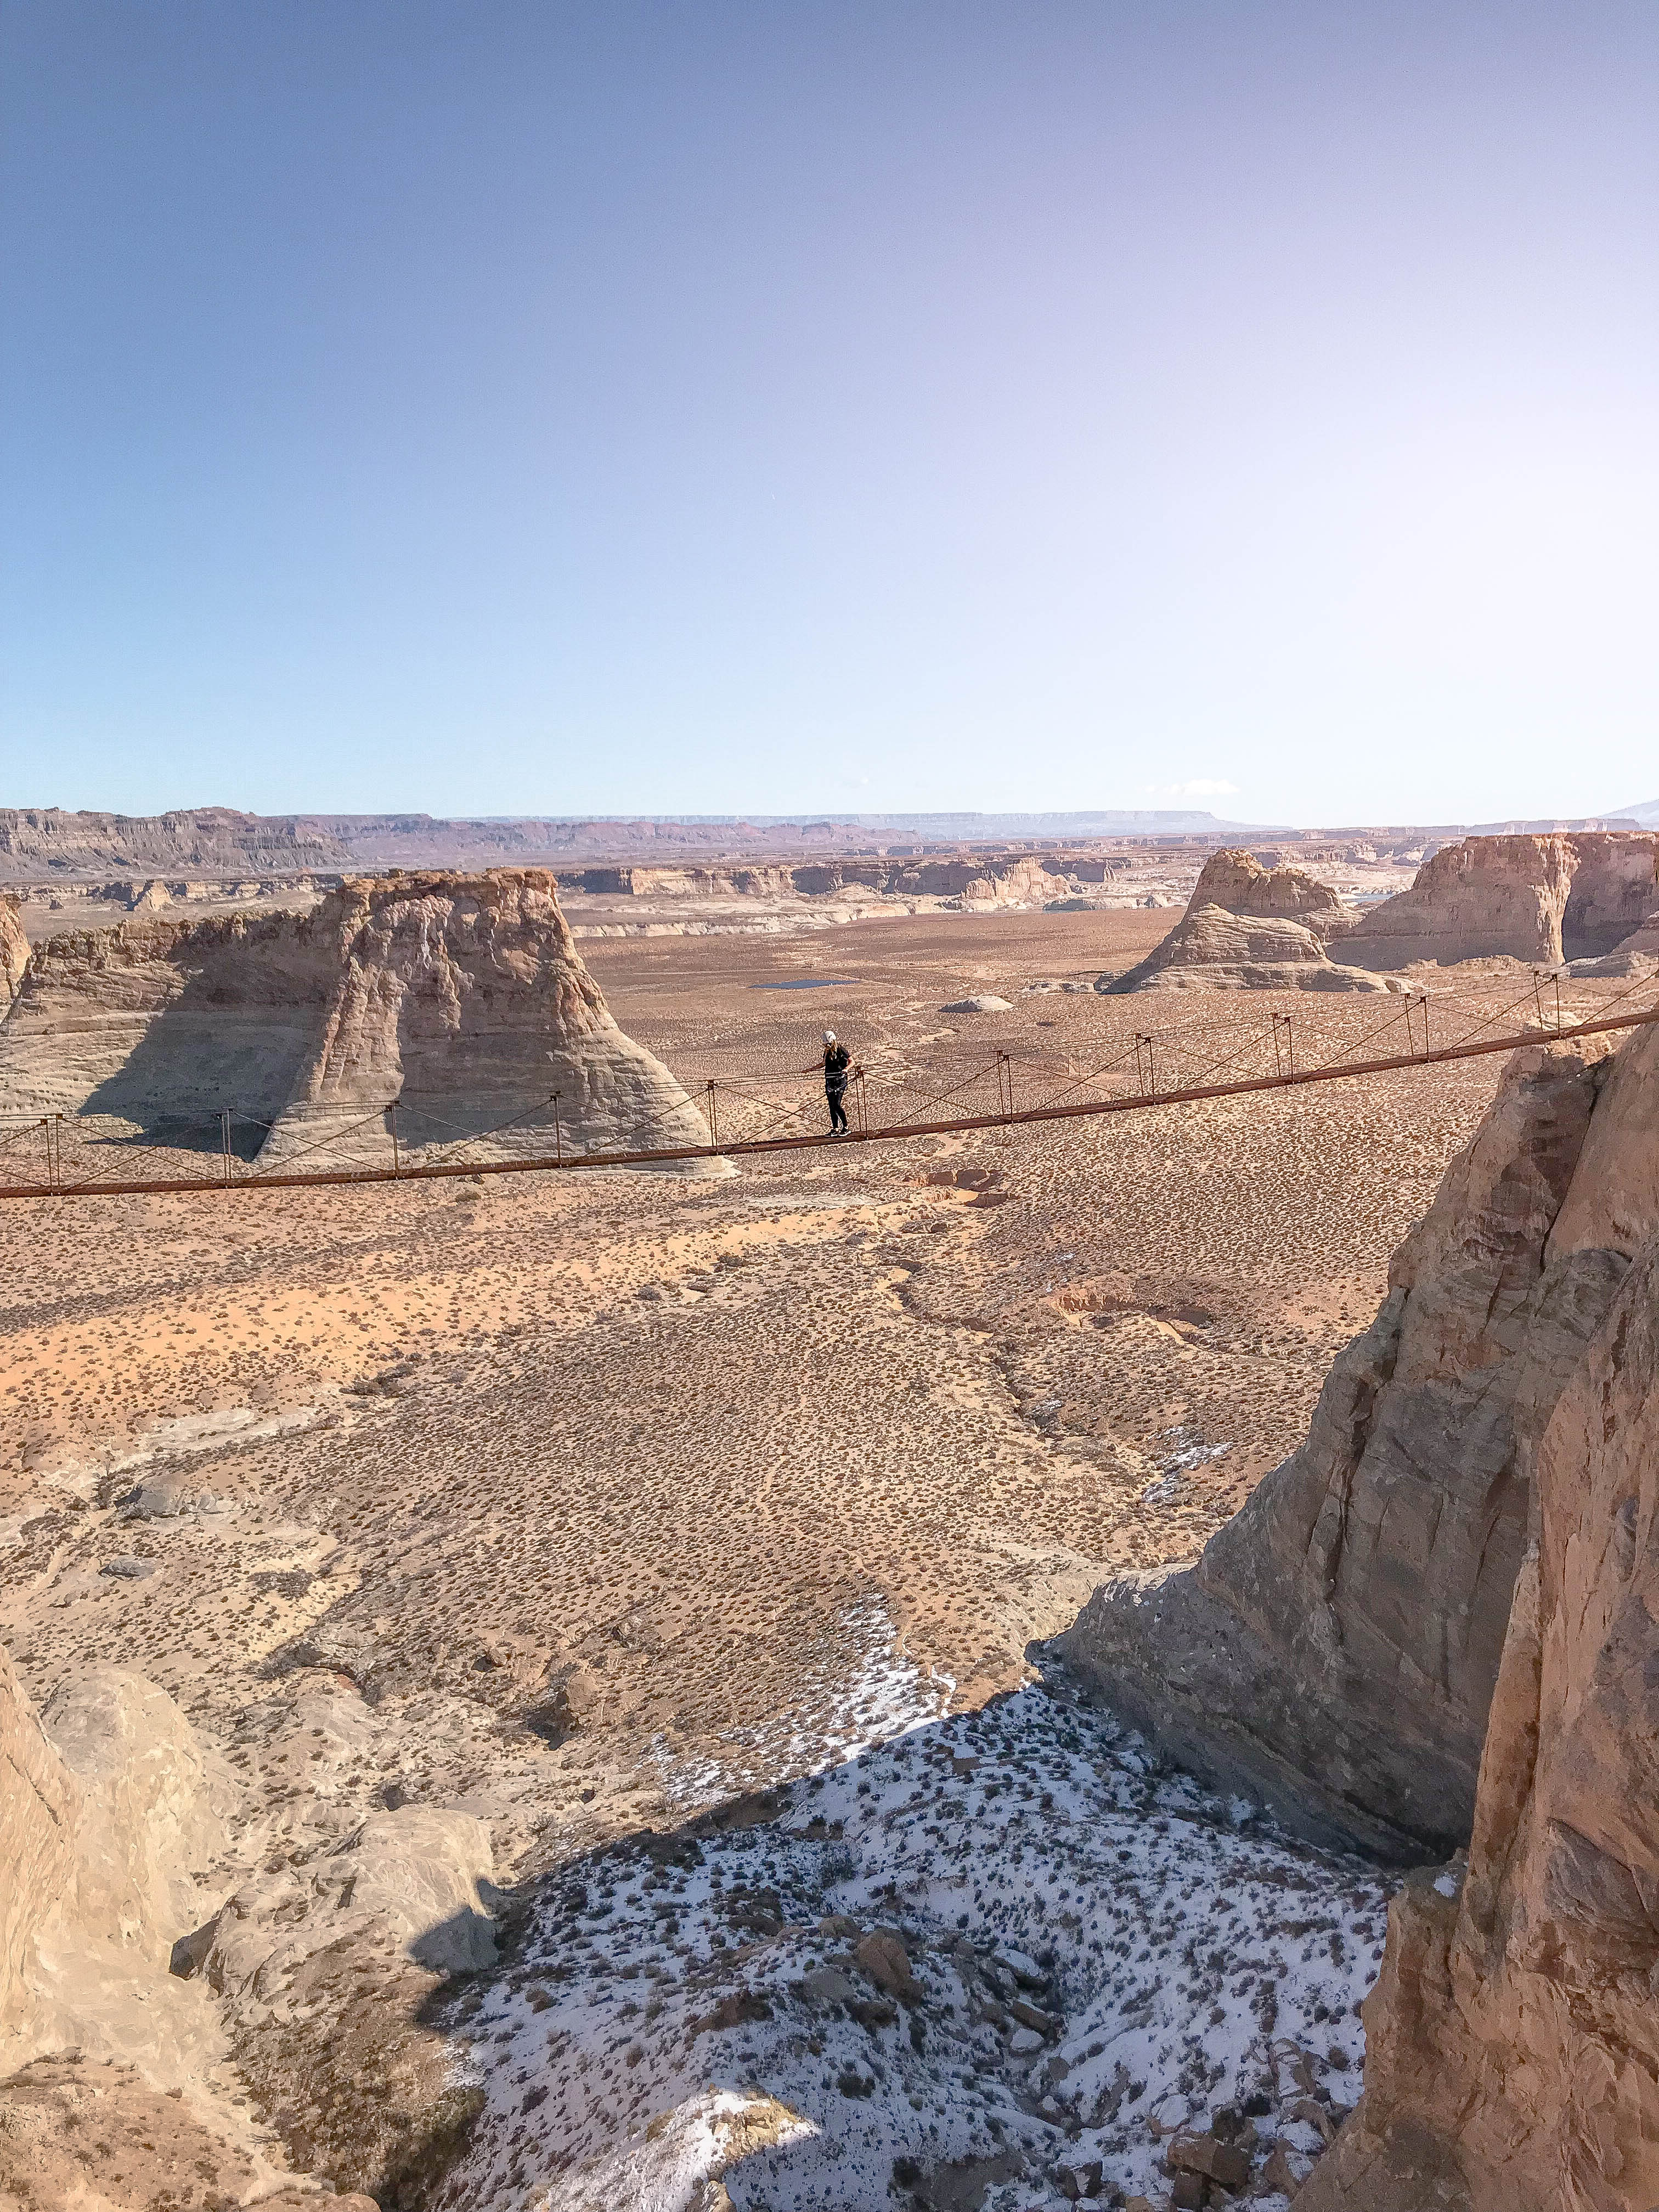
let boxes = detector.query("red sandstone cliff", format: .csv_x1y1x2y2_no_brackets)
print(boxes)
1056,1034,1630,1855
1302,1130,1659,2209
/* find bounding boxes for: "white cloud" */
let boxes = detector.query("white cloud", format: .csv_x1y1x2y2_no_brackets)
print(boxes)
1142,778,1240,801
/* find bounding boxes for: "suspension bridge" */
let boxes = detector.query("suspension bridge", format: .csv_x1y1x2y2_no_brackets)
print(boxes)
1,967,1655,1203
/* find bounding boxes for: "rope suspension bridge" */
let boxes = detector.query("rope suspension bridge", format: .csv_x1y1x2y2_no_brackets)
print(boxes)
1,966,1655,1203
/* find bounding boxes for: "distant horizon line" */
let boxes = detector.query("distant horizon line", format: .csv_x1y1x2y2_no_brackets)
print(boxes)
3,802,1654,836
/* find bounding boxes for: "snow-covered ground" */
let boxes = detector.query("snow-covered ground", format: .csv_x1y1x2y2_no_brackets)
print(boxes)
652,1598,956,1810
438,1678,1393,2210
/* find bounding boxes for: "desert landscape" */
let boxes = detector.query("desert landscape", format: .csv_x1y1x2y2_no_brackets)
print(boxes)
3,816,1658,2210
13,4,1659,2199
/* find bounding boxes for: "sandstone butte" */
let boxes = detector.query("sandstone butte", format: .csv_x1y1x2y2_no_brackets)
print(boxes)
1335,830,1659,972
1103,848,1393,993
1060,1012,1659,2210
0,868,723,1171
1112,832,1659,994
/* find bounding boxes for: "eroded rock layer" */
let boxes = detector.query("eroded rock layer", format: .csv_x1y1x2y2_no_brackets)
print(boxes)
0,870,719,1170
1337,831,1658,970
0,806,345,877
1056,1030,1650,1859
0,899,26,1013
1105,849,1390,994
1302,1051,1659,2212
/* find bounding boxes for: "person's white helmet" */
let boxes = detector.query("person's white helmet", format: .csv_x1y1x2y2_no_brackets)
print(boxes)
823,1029,836,1043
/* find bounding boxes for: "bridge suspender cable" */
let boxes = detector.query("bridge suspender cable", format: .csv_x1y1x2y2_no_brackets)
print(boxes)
0,997,1655,1203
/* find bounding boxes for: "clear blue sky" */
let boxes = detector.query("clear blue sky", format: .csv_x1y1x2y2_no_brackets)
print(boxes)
3,3,1655,826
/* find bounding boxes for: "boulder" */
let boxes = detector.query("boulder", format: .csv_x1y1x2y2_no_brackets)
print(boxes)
1056,1029,1652,1858
0,868,725,1173
940,995,1014,1013
1104,850,1389,995
855,1930,919,2000
0,1646,82,2040
1336,831,1658,970
204,1803,497,1996
38,1666,226,1966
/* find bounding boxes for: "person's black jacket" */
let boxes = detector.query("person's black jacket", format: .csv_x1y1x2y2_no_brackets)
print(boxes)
822,1042,851,1088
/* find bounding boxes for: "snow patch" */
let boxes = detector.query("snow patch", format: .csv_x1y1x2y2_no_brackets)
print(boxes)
443,1684,1391,2209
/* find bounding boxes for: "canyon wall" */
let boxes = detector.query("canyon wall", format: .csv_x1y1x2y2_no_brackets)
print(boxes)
1104,849,1390,995
0,870,719,1170
557,855,1070,902
0,898,26,1011
1301,1039,1659,2211
1061,1016,1659,2205
1339,832,1658,970
1057,1028,1650,1858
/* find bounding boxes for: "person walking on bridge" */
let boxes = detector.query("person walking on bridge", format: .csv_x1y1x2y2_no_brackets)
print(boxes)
820,1029,854,1134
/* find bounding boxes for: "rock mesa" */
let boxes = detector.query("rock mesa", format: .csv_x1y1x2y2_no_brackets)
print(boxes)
0,869,722,1171
1336,831,1658,970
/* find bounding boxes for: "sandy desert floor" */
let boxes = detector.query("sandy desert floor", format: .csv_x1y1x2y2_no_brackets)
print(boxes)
2,906,1621,2210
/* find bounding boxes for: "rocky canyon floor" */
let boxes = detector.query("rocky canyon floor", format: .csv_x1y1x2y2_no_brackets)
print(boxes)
3,907,1624,2211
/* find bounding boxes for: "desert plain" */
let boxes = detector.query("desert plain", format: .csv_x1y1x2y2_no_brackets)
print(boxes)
2,895,1643,2210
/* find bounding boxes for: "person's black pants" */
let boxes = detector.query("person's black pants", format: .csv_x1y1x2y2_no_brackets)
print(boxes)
826,1085,848,1132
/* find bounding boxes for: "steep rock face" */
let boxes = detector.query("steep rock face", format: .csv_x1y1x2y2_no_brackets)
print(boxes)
0,1645,81,2043
0,898,26,1012
1571,905,1659,979
1303,1232,1659,2212
1339,832,1658,969
1105,850,1387,994
0,870,721,1171
1056,1034,1639,1858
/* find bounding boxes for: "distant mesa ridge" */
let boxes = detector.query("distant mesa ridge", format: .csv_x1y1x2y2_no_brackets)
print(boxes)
0,804,1266,879
4,804,1654,885
0,869,724,1172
